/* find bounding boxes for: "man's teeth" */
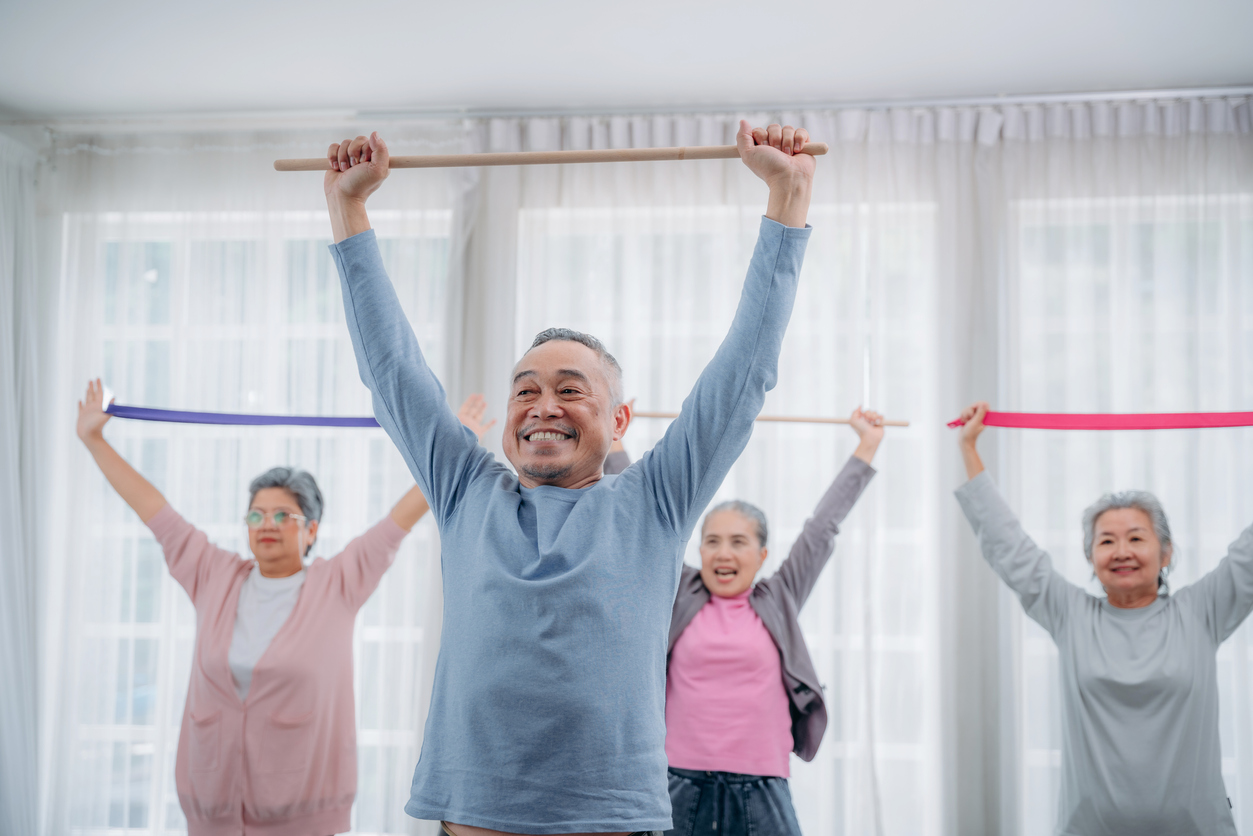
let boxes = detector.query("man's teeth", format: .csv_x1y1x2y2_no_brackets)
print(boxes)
528,432,568,441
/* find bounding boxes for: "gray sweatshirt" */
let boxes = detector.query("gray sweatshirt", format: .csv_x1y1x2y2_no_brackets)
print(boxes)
956,471,1253,836
331,217,810,833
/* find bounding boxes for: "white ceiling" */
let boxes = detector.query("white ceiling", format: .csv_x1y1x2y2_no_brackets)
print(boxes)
1,0,1251,119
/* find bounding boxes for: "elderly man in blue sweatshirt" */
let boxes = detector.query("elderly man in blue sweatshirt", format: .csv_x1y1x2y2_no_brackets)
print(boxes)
324,121,815,836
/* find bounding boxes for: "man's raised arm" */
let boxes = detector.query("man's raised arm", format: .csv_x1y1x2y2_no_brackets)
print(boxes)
640,120,815,539
326,132,489,524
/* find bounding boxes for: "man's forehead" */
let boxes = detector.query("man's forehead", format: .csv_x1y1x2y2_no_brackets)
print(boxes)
513,341,606,380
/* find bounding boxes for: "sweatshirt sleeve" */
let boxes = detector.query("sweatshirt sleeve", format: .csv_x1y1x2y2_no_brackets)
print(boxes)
773,455,875,607
329,516,410,611
331,230,498,526
632,217,810,542
1179,521,1253,645
954,472,1082,638
146,504,244,605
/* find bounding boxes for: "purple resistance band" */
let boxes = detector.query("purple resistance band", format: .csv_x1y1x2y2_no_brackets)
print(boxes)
105,404,382,428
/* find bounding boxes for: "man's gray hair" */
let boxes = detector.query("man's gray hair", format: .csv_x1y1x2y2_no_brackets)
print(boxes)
703,500,769,548
529,327,624,405
248,466,324,524
1082,490,1173,587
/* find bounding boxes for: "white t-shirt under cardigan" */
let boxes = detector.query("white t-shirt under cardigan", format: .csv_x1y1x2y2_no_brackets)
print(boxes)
228,566,307,701
956,471,1253,836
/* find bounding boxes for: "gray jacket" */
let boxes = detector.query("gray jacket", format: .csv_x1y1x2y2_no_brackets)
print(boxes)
605,451,876,762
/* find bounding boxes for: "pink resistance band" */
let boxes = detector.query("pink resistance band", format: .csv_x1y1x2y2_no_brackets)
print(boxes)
947,411,1253,430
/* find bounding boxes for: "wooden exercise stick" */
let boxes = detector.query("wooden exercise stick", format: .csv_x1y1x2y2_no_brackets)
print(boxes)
633,410,909,427
273,143,830,172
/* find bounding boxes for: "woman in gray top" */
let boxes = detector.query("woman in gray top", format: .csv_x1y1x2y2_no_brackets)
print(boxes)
955,401,1253,836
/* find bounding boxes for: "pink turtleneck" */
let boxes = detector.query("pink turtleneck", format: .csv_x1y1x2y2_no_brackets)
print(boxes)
664,589,794,777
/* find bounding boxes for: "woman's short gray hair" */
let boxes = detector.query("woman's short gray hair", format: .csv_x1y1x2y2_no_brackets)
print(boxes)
248,466,324,524
1082,490,1173,587
703,500,769,548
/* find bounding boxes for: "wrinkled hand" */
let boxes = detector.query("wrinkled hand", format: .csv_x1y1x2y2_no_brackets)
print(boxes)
324,131,390,204
456,394,497,442
849,406,885,444
736,120,816,187
958,401,990,446
77,378,111,443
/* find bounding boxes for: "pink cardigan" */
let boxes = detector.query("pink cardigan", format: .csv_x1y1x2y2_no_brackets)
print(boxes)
147,504,408,836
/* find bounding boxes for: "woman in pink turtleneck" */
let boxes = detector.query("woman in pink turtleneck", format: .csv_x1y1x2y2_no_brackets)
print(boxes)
611,408,884,836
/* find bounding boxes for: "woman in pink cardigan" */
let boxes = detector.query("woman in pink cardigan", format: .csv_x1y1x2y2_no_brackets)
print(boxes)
76,380,495,836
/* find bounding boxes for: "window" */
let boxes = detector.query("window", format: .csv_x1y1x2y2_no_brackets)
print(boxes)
1007,194,1253,835
66,210,450,835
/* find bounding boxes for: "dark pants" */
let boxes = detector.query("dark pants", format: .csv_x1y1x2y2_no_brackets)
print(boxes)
441,822,660,836
664,768,802,836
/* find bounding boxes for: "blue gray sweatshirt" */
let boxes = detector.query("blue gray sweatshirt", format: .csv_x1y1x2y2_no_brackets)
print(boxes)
330,217,811,833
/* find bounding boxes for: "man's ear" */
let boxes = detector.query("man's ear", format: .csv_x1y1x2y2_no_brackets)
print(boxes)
612,400,632,441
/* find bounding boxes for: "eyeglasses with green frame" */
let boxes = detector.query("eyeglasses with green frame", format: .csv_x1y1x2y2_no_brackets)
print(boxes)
244,509,308,528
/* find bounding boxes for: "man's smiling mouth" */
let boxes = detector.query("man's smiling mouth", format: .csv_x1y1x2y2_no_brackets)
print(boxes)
526,431,572,442
520,422,577,442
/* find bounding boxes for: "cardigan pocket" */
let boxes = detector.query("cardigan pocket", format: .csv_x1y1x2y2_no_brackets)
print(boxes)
256,709,316,774
188,710,221,772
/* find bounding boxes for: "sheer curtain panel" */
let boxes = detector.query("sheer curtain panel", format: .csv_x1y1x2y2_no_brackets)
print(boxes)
0,128,40,836
472,112,961,836
35,124,466,836
454,100,1252,836
991,98,1253,835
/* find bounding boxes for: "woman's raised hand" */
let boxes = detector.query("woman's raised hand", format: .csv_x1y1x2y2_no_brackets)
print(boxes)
75,378,168,522
77,378,112,444
957,402,990,479
849,406,885,443
456,394,497,442
850,406,885,465
958,401,990,447
324,131,390,204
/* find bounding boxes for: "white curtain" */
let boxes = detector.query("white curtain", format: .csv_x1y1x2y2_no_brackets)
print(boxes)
33,124,466,836
452,100,1252,836
12,93,1253,836
988,99,1253,834
470,111,963,836
0,129,40,836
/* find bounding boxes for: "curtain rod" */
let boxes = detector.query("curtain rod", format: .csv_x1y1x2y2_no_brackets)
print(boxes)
4,85,1250,134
